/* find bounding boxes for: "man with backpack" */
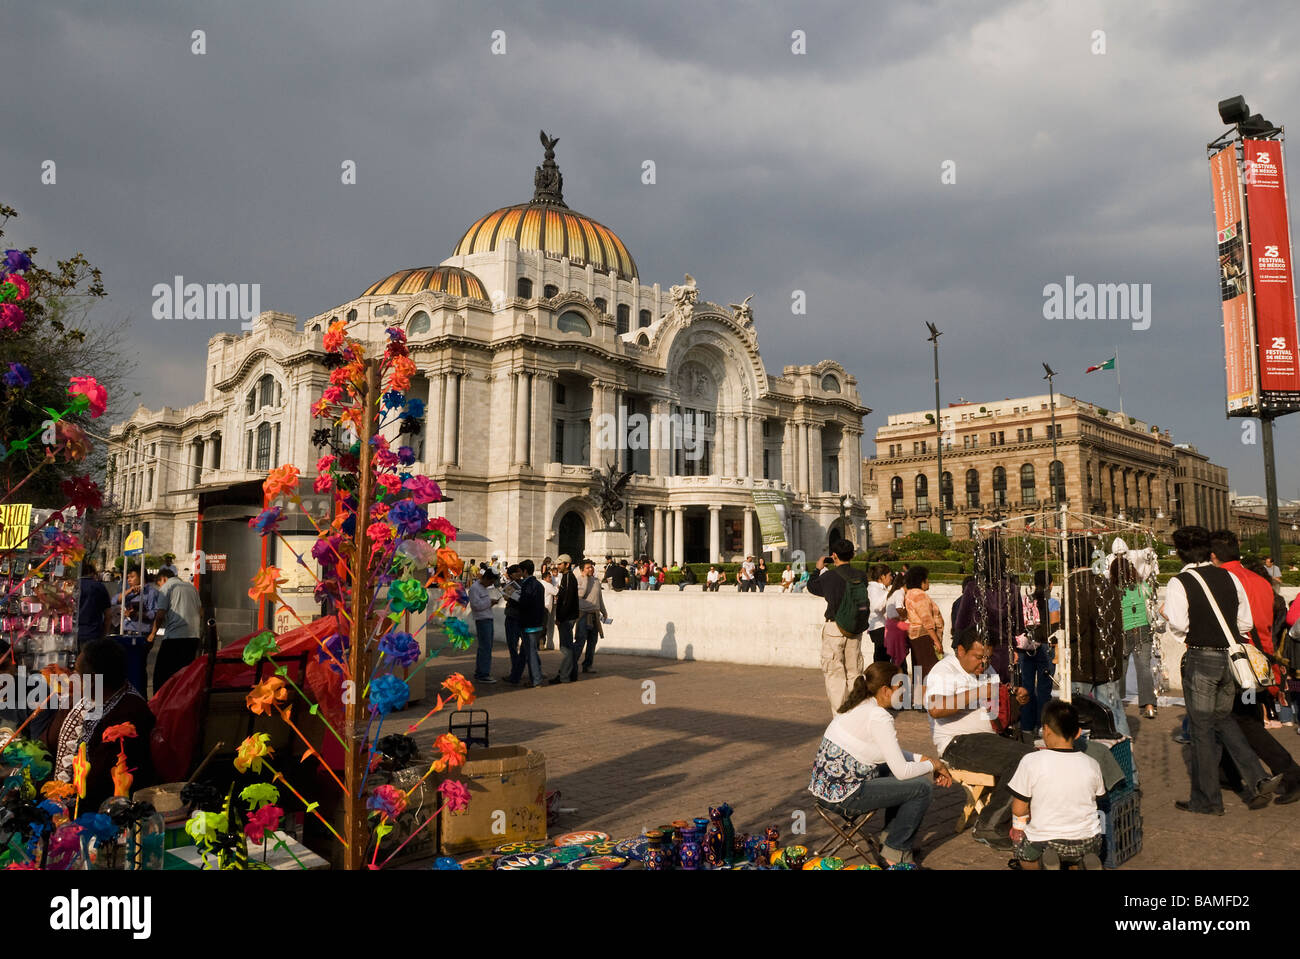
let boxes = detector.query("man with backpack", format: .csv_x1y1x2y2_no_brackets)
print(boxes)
807,539,872,714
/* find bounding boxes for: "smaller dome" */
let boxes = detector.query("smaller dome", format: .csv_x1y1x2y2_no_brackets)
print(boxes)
362,265,488,300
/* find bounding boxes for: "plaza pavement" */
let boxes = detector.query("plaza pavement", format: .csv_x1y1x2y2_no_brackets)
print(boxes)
396,642,1300,869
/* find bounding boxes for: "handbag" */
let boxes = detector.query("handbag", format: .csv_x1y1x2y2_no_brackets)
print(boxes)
1183,569,1259,689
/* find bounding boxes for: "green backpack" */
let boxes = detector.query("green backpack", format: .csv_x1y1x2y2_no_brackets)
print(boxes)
833,567,872,635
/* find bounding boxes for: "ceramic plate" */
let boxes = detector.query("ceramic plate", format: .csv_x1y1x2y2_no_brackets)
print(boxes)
566,855,628,870
552,830,611,846
459,854,500,870
585,840,619,855
614,838,648,861
493,840,547,855
495,852,556,870
540,845,591,865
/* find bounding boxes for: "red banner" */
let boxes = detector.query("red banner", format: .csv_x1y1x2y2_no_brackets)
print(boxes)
1210,144,1258,414
1244,139,1300,409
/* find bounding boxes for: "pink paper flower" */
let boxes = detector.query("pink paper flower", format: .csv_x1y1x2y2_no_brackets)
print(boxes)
375,473,402,496
0,303,25,332
244,804,283,843
367,521,394,545
403,476,442,505
427,517,457,541
312,473,333,493
438,779,471,813
68,376,108,417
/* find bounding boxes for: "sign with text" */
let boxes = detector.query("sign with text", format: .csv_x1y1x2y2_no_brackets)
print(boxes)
124,530,145,556
1244,138,1300,411
205,553,227,572
0,504,32,551
1210,143,1259,415
751,489,790,550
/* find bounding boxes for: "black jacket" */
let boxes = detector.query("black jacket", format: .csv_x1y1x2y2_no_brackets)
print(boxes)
806,564,867,623
519,577,546,630
554,570,579,621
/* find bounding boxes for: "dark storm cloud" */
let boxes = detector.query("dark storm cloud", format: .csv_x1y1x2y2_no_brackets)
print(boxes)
3,0,1297,493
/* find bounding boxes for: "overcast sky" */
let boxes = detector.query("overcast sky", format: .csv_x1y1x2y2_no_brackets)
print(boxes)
6,0,1300,497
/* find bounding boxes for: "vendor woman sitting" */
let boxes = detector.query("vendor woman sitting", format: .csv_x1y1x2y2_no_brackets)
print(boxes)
808,661,953,866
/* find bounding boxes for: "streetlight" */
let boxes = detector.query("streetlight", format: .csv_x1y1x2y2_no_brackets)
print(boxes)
926,322,944,532
838,493,848,544
1043,363,1060,505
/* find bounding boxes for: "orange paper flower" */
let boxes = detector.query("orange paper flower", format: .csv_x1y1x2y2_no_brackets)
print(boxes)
234,733,274,774
390,355,417,392
434,548,464,585
72,743,89,799
41,780,76,803
263,464,300,500
430,732,467,772
440,673,475,711
246,676,289,716
101,722,138,744
249,566,287,603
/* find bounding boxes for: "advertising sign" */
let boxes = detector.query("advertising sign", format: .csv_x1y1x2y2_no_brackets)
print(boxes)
0,504,32,551
1210,144,1259,415
751,489,790,550
1243,138,1300,410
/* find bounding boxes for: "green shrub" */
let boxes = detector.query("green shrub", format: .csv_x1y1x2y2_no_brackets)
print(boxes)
892,531,951,553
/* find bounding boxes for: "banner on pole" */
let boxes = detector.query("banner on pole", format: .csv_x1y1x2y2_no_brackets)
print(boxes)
1244,138,1300,412
751,489,790,550
1210,143,1260,415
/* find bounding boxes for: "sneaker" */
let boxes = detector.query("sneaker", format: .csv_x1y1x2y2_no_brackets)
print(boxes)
1171,728,1191,745
1174,800,1224,816
973,830,1014,851
473,675,498,685
1081,853,1103,871
502,677,521,686
1246,792,1272,810
1040,848,1061,871
582,666,597,674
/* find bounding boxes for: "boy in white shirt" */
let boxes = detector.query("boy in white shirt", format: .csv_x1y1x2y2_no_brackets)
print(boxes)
1007,699,1105,870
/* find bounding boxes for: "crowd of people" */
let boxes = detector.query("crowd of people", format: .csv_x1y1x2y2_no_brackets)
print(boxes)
804,527,1300,868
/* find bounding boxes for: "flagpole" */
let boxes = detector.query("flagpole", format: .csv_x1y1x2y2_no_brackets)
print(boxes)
1114,343,1124,418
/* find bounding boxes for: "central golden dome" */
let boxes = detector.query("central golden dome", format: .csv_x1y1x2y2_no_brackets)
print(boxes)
452,131,638,282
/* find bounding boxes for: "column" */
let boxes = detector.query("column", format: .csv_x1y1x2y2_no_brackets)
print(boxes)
653,508,666,566
531,372,554,467
441,372,460,465
673,506,685,567
709,505,722,562
796,423,809,493
428,372,444,466
589,381,609,470
807,425,824,493
737,414,749,478
743,506,755,558
513,371,531,465
781,419,794,485
650,398,670,477
721,414,734,476
847,429,862,499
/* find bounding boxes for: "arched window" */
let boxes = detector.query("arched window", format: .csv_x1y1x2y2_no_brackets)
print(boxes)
638,309,652,328
1050,460,1066,504
890,476,904,510
820,374,841,393
616,304,630,334
1020,463,1036,505
593,297,607,314
346,308,357,323
965,469,980,508
258,374,276,409
557,311,591,336
407,310,431,335
516,277,533,298
637,333,650,347
992,466,1007,506
915,474,929,509
543,284,559,299
245,388,256,415
940,471,953,510
307,323,320,334
256,422,272,471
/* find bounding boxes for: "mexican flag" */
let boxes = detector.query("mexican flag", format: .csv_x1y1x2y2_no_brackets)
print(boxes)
1085,356,1116,373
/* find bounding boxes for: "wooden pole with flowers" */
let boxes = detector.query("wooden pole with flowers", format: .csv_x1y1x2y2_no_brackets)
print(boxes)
342,360,379,870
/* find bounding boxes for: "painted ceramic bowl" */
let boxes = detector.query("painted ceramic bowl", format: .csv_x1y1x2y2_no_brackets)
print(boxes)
842,863,883,871
540,845,591,866
566,855,628,870
818,856,845,870
586,840,620,855
552,830,611,846
801,856,824,870
614,837,642,857
459,854,500,870
431,856,462,870
495,852,556,870
493,840,547,855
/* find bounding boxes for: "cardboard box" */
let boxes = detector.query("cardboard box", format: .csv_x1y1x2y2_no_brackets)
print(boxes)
438,745,547,854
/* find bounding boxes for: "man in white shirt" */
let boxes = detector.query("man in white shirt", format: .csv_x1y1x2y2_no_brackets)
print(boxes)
1163,526,1277,814
466,568,501,684
739,556,755,593
866,564,893,664
705,566,721,592
927,627,1031,849
1264,556,1283,588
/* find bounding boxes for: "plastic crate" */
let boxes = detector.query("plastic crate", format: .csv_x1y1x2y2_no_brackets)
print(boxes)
1100,791,1142,868
1107,739,1137,799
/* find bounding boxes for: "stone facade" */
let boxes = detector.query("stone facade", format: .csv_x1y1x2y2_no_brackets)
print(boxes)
869,393,1230,541
106,139,870,569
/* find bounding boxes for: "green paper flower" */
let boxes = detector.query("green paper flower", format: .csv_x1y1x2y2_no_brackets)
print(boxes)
240,783,281,810
242,631,281,666
388,577,428,614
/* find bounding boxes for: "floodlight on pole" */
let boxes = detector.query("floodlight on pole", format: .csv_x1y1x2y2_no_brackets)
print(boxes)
926,323,944,530
1043,363,1060,505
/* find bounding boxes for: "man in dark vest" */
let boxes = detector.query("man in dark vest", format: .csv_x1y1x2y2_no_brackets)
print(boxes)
551,555,580,684
1163,526,1281,814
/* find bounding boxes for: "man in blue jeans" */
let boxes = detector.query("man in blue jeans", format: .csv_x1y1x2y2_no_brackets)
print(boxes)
1164,526,1280,813
467,567,500,684
506,560,547,687
552,555,580,683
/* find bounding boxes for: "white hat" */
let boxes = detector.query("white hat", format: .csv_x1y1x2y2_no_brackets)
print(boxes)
556,554,572,565
1111,537,1129,555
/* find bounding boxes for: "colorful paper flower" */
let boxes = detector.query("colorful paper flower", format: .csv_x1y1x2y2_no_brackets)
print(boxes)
184,809,228,842
368,674,410,716
322,319,348,352
234,733,274,774
4,249,32,272
244,804,283,843
72,744,89,798
242,630,281,666
438,582,468,613
443,616,473,649
400,398,425,419
397,445,416,466
403,475,442,505
248,506,284,537
375,473,402,496
440,673,475,710
312,473,334,493
248,566,286,604
390,355,417,392
438,779,471,814
246,676,289,715
101,723,138,744
74,812,120,843
378,630,420,667
239,783,281,810
41,780,76,803
427,516,457,542
67,376,108,418
395,539,436,568
388,500,427,537
317,632,348,673
0,303,26,332
0,273,29,301
366,783,408,819
59,474,102,513
3,362,31,388
263,464,300,500
367,521,394,546
431,733,467,772
389,577,428,613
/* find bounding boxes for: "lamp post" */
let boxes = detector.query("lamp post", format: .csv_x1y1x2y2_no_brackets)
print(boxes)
1043,363,1060,506
926,322,944,532
838,493,848,544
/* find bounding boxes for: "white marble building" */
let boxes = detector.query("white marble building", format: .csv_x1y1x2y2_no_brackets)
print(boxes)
107,135,870,569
